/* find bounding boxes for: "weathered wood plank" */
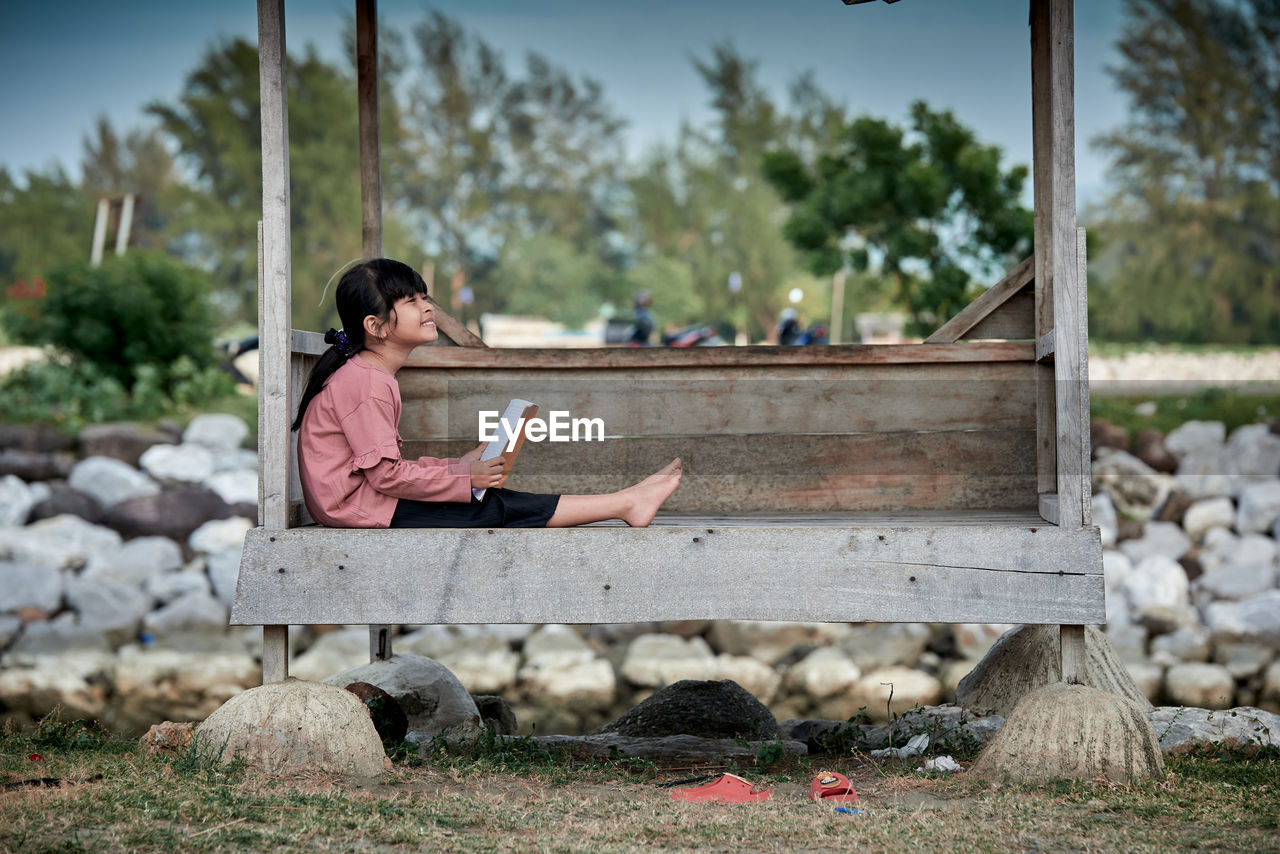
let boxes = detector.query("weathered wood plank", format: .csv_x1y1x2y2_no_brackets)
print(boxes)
925,255,1034,343
291,330,1033,367
404,429,1038,513
257,0,291,532
356,0,381,259
232,525,1104,626
1039,492,1060,525
1049,0,1084,528
1076,226,1093,525
397,366,1037,439
963,291,1035,341
1036,329,1055,362
1031,0,1058,499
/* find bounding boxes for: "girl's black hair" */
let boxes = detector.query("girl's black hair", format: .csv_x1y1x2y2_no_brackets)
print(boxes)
291,258,429,431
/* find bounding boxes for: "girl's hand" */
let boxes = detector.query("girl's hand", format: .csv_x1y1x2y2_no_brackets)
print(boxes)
470,456,505,488
459,442,488,465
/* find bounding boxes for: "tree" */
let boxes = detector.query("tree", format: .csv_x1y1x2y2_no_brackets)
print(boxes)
80,118,177,252
1089,0,1280,343
399,12,628,318
763,101,1032,336
0,166,93,286
149,36,419,330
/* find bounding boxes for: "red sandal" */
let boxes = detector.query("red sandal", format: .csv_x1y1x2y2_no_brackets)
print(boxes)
670,773,772,803
809,771,858,803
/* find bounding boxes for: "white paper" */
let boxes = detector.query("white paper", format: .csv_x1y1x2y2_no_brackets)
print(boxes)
472,398,536,501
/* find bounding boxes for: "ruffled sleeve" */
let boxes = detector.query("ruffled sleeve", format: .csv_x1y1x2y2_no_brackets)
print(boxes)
339,397,403,472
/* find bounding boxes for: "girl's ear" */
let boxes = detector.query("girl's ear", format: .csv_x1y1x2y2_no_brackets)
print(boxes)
362,314,385,341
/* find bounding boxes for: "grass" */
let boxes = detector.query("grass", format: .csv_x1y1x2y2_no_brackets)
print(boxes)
3,720,1277,853
1090,387,1280,446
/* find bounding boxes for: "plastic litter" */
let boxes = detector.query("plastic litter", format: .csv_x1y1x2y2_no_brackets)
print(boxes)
669,772,772,803
922,755,963,773
869,733,929,759
808,771,859,803
834,806,861,815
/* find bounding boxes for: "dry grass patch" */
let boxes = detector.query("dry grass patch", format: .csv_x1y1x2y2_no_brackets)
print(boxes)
1,720,1276,852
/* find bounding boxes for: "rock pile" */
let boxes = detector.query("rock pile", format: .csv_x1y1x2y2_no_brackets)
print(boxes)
2,413,1279,737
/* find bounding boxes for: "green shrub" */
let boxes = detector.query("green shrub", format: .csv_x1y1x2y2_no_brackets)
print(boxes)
2,251,218,390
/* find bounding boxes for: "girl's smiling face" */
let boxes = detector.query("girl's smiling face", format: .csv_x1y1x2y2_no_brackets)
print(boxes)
380,292,437,347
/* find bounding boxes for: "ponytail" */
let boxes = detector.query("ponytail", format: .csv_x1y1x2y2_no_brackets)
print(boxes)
291,259,429,432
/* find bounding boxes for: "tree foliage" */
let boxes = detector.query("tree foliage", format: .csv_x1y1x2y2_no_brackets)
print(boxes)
1089,0,1280,343
763,101,1032,336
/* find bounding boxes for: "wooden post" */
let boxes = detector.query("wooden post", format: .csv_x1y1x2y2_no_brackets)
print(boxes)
357,0,392,661
114,193,135,256
830,270,846,345
357,0,381,259
90,198,109,267
1031,0,1057,504
1060,624,1086,685
258,0,292,683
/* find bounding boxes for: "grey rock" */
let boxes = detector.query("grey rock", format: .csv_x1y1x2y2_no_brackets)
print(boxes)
1195,561,1278,602
0,423,73,453
28,483,104,526
707,620,855,665
1092,492,1118,548
1182,497,1235,543
780,704,1005,754
204,470,257,506
1165,662,1236,709
0,475,40,526
78,423,173,467
0,515,121,570
840,622,933,671
65,577,153,640
183,414,250,453
1125,661,1165,702
1176,446,1242,500
143,569,212,604
5,616,112,654
1164,421,1225,460
1148,705,1280,751
522,624,595,668
206,549,241,606
597,679,779,740
188,517,252,556
1104,620,1149,663
1235,480,1280,535
1132,603,1200,636
1212,642,1275,680
142,590,229,637
291,627,373,681
81,536,183,587
103,486,237,542
1120,555,1190,612
713,653,782,705
843,666,943,720
0,614,20,648
1226,423,1280,479
324,653,484,748
1150,626,1210,665
438,640,521,694
68,457,160,508
139,443,215,486
0,649,116,721
0,561,63,614
785,646,861,699
620,633,716,687
472,695,518,736
1118,521,1191,564
957,625,1151,717
1204,590,1280,645
518,656,616,711
1263,661,1280,707
211,448,259,473
0,449,74,482
1092,450,1176,519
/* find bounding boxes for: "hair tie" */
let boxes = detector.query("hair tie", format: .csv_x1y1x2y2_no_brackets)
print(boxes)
324,328,358,357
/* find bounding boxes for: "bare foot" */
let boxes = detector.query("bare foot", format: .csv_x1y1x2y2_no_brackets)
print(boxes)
622,458,683,527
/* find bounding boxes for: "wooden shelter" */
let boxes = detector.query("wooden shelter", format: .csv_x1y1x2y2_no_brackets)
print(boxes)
233,0,1100,687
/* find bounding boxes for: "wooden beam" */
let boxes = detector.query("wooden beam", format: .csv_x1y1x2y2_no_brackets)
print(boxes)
1036,329,1055,362
1032,0,1058,499
1060,623,1086,684
292,329,1035,367
427,297,487,346
263,625,289,683
232,525,1104,627
925,255,1034,343
1075,226,1093,525
356,0,381,259
257,0,291,532
1049,0,1084,528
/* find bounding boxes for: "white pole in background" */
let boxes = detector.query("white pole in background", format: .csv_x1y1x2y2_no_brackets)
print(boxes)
114,193,135,256
90,198,109,266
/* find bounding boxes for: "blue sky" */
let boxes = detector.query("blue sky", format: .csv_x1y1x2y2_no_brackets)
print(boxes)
1,0,1128,205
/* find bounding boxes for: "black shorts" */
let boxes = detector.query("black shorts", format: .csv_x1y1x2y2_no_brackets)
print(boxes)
389,488,561,529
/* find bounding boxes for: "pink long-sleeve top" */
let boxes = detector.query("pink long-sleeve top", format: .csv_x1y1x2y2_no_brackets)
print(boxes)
297,354,471,527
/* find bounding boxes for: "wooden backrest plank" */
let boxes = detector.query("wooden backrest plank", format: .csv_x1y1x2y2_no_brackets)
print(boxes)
925,255,1033,343
962,291,1035,341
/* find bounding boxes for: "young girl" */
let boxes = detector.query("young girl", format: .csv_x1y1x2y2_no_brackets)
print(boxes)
292,258,682,529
